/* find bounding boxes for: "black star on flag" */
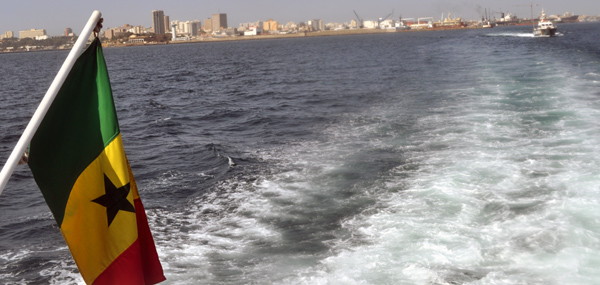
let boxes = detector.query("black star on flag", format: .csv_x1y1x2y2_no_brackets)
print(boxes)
92,174,135,227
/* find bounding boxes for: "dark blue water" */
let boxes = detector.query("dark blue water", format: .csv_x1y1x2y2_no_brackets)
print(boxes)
1,23,600,284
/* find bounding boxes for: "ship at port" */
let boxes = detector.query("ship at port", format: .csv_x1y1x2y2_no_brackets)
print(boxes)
481,19,495,28
434,13,467,28
480,8,496,28
558,13,580,23
347,8,579,33
495,10,578,27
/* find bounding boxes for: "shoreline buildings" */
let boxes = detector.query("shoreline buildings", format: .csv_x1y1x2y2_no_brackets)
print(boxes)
1,8,597,48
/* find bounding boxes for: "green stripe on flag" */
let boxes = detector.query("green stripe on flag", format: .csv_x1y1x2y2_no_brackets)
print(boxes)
28,38,120,227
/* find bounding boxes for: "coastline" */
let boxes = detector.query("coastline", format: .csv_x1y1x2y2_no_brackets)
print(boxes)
1,27,478,53
104,26,482,48
9,21,591,52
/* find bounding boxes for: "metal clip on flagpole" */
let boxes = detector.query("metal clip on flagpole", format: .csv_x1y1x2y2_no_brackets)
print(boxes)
0,11,103,196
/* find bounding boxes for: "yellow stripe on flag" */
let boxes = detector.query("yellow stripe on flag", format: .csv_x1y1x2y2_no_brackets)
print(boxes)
127,159,141,201
60,134,138,283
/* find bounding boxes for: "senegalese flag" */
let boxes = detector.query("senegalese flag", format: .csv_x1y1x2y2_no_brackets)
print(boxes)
27,37,165,284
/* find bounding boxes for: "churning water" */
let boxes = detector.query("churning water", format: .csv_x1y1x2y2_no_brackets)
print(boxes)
1,23,600,284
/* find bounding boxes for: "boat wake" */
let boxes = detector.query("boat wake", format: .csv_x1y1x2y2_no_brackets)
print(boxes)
485,32,563,38
484,33,536,38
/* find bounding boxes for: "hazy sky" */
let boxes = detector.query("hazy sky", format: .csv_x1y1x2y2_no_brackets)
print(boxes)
1,0,598,36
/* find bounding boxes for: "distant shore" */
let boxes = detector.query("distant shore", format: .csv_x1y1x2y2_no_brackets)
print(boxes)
105,26,483,48
0,23,557,53
3,21,597,53
0,26,481,53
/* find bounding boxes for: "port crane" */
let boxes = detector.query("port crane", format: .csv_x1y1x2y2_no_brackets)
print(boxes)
517,2,539,20
378,11,393,28
493,9,505,19
480,8,497,21
353,10,364,28
516,2,540,32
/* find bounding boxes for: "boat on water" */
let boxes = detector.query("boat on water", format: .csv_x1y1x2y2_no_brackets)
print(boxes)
480,8,496,28
481,19,495,28
533,10,557,37
393,17,411,30
534,19,557,36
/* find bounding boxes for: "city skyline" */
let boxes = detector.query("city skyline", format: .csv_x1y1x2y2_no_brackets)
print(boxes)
1,0,598,36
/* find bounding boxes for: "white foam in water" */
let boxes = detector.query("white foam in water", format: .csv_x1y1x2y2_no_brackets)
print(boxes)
42,260,84,285
265,61,600,284
0,247,83,284
147,178,284,283
144,31,600,284
486,32,536,38
486,32,564,38
156,81,600,283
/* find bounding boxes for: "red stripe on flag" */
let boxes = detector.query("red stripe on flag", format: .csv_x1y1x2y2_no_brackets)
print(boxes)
93,240,145,285
134,198,166,284
93,199,165,285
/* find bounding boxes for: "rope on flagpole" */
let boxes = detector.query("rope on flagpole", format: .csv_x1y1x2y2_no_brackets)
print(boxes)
0,11,103,196
94,17,104,38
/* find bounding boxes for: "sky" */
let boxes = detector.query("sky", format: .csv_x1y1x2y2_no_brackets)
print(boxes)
1,0,598,36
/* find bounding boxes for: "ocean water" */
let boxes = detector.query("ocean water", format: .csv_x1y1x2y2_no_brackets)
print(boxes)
1,23,600,284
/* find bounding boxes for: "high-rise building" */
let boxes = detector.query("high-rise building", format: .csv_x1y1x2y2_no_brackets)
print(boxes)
211,13,227,31
65,28,73,36
164,15,170,33
191,21,201,36
152,10,166,34
204,18,212,32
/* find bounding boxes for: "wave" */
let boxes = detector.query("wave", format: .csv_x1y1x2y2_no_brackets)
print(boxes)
484,32,564,38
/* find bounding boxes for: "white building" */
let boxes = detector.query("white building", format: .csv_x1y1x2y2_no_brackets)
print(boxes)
284,22,298,30
244,26,263,36
307,19,323,31
127,25,147,34
19,29,46,39
363,20,378,29
379,19,395,29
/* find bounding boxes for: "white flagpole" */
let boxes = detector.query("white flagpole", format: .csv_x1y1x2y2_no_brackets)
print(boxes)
0,11,102,195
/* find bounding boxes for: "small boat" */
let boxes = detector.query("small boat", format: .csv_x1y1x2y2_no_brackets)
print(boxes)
533,10,557,37
482,20,495,28
394,17,411,30
481,8,495,28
